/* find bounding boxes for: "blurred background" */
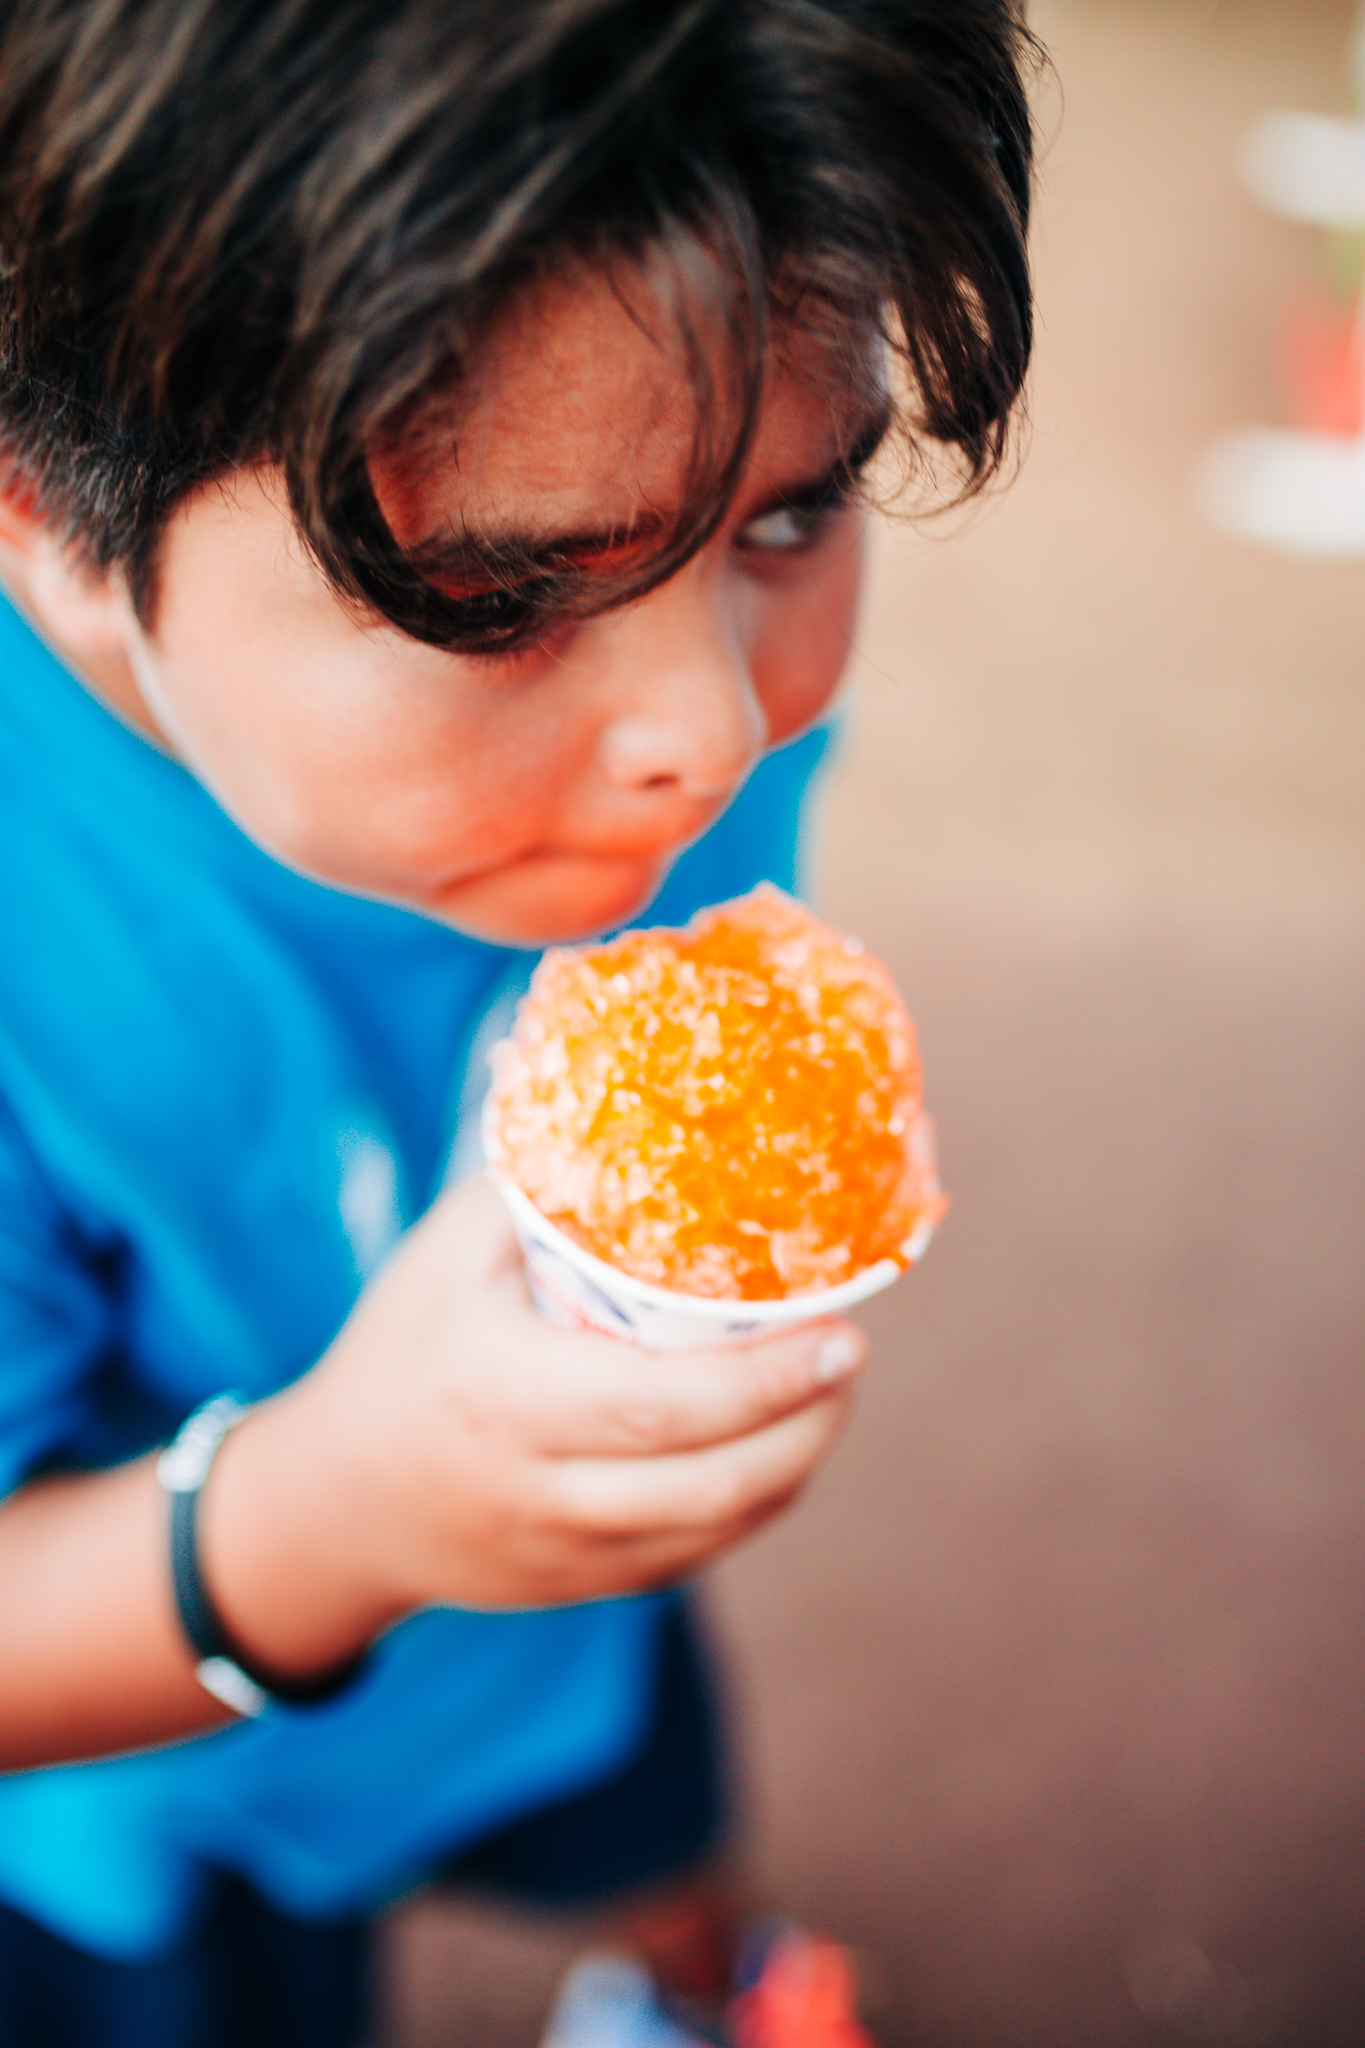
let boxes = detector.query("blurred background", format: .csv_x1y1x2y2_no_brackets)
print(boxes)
377,2,1365,2040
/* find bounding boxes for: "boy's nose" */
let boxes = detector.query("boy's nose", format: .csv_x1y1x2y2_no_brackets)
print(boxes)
592,563,767,801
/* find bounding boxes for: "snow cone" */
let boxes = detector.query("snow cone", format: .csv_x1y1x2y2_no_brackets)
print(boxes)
484,885,946,1349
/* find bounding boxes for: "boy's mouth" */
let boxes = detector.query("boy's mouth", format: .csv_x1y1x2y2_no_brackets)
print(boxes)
436,802,734,900
420,844,683,945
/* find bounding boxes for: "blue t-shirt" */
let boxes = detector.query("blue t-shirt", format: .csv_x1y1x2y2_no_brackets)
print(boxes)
0,592,829,1961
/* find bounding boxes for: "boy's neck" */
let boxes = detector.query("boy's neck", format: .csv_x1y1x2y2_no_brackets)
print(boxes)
0,558,171,751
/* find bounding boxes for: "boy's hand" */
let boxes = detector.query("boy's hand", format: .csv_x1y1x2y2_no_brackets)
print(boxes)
199,1176,865,1679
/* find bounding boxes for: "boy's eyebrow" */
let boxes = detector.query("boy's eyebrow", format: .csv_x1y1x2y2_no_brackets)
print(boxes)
746,403,893,518
408,403,894,589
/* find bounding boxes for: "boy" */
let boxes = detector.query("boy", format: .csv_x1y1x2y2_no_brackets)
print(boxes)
0,2,1035,2042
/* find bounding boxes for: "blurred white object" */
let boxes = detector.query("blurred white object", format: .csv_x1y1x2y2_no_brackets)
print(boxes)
1199,9,1365,557
539,1953,705,2048
1239,111,1365,226
1197,429,1365,555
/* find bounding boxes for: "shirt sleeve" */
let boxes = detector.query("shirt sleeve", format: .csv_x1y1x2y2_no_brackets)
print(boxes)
0,1090,122,1502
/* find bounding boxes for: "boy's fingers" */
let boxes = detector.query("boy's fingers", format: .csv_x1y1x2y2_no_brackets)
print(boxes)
502,1312,866,1456
418,1174,868,1453
546,1385,855,1536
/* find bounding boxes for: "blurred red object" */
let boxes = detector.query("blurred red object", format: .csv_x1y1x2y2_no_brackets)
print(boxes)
1282,293,1365,434
729,1934,876,2048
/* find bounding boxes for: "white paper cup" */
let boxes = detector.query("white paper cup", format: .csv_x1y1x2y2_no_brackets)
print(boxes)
489,1172,941,1352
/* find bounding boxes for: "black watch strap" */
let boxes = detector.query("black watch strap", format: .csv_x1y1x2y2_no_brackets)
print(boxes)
158,1395,368,1716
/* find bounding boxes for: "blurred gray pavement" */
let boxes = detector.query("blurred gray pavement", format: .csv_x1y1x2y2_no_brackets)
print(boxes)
378,3,1365,2041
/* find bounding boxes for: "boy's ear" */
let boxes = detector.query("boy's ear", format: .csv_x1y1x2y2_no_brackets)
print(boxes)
0,472,132,662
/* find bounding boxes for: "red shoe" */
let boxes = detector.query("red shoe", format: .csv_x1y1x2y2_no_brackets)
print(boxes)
727,1928,877,2048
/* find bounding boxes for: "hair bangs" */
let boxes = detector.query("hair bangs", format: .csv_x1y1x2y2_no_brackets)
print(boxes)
0,0,1039,642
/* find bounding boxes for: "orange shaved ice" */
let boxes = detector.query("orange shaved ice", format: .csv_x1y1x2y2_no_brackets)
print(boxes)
485,884,945,1302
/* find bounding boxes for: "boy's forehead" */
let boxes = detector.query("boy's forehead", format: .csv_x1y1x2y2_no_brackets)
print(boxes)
373,262,872,554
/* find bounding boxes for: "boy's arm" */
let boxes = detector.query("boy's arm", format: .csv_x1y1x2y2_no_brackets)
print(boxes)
0,1175,863,1770
0,1453,231,1764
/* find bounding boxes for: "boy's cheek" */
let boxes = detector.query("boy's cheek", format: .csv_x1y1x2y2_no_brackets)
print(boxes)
753,525,865,745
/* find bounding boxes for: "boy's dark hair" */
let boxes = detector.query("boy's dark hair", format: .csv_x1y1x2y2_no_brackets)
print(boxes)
0,0,1037,651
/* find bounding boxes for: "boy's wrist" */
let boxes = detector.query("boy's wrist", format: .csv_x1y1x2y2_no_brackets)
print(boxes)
160,1395,372,1713
192,1377,407,1690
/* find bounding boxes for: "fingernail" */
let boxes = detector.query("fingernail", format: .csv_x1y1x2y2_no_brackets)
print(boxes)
816,1329,863,1382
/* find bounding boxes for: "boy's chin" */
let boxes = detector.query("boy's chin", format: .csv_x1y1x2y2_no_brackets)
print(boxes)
426,852,674,948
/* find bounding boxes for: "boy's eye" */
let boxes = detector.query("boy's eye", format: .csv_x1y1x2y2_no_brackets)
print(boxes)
733,493,850,555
